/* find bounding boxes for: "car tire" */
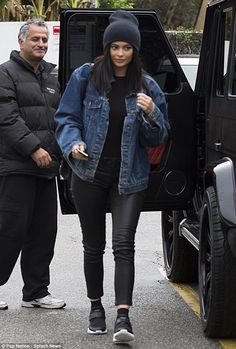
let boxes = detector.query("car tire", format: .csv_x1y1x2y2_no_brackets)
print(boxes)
162,210,198,282
199,186,236,338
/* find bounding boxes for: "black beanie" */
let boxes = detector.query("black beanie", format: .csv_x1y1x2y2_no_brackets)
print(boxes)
103,10,141,51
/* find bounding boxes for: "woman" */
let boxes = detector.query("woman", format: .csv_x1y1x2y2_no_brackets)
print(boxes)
55,10,170,344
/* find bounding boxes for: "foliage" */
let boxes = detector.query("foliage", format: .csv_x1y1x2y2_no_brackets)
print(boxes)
167,30,202,54
98,0,134,8
134,0,202,30
0,0,8,11
61,0,87,9
0,0,26,20
168,0,202,29
27,0,60,19
0,0,201,28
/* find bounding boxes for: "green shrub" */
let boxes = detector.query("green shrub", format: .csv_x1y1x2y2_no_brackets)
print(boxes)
166,30,202,55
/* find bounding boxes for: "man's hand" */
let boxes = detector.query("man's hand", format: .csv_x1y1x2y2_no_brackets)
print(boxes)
31,148,52,168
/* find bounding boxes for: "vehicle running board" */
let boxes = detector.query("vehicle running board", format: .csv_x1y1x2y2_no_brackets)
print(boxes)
179,218,200,250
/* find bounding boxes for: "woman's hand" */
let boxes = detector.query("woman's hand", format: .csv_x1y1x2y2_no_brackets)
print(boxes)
137,93,154,114
71,144,89,161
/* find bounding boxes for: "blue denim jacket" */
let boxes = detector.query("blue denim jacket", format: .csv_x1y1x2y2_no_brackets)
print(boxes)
55,63,170,194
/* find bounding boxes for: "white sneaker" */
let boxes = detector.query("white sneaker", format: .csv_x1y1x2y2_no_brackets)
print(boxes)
21,294,66,309
0,301,8,310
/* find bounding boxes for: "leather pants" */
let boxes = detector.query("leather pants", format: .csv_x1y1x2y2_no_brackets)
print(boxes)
71,157,145,305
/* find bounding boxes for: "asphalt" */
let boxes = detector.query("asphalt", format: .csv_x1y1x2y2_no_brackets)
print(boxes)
0,211,222,349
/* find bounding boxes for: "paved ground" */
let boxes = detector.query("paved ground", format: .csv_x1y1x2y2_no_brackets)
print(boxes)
0,211,221,349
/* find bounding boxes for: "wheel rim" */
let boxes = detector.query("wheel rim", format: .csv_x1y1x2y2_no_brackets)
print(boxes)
163,211,174,271
200,204,212,321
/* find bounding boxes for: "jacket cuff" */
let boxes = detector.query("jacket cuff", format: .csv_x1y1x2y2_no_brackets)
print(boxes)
30,144,40,155
142,110,158,127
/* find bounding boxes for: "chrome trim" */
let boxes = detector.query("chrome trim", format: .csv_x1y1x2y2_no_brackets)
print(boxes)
179,218,199,250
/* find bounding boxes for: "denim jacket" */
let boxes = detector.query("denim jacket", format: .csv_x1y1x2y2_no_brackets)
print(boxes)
55,63,170,194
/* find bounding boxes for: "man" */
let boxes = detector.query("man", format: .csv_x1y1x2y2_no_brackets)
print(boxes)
0,19,65,309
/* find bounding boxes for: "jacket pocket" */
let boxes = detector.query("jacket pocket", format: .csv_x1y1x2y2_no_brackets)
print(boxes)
85,99,102,109
83,98,103,131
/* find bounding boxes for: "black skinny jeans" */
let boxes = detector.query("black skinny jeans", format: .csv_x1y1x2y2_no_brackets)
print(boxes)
71,157,145,306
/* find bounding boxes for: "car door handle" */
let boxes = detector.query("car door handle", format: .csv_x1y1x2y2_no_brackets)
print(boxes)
214,142,222,151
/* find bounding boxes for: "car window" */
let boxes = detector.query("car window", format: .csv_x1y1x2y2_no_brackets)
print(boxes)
177,55,199,90
215,7,233,96
62,12,180,94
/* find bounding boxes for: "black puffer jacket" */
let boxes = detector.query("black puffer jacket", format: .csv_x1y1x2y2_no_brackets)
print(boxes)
0,50,61,178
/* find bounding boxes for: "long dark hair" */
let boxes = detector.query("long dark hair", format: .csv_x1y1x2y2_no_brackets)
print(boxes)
91,45,144,94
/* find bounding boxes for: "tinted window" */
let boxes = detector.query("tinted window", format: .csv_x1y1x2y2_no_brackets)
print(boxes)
217,8,233,96
63,13,179,93
230,11,236,95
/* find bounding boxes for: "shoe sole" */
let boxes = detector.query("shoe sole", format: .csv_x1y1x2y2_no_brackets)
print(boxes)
0,305,8,310
113,329,134,344
87,328,107,335
21,301,66,309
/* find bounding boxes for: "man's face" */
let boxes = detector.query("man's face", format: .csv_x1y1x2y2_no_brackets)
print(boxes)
19,24,48,64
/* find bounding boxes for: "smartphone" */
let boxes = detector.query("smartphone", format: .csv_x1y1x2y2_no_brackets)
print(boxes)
78,149,89,157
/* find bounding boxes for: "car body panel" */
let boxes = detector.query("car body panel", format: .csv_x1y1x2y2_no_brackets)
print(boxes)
195,0,236,200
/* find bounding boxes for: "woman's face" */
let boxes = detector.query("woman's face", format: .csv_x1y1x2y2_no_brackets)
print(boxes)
109,41,133,76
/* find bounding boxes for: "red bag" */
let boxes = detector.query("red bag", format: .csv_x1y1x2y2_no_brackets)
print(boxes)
147,144,165,165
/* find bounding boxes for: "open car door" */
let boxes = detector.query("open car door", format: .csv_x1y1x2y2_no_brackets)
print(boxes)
57,9,196,214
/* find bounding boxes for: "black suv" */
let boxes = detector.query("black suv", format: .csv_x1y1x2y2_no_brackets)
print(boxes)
162,0,236,338
57,0,236,338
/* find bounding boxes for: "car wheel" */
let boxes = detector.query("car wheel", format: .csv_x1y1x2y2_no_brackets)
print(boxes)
162,210,198,282
199,186,236,337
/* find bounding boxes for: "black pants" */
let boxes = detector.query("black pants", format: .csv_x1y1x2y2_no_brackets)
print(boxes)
0,175,57,301
71,158,145,306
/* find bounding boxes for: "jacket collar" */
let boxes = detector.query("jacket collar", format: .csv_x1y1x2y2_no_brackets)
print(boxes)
10,50,56,75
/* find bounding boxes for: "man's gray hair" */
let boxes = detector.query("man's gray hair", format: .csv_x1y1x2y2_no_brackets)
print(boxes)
18,18,49,41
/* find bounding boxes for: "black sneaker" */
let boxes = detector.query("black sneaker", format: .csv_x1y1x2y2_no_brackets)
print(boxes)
113,316,134,344
87,307,107,335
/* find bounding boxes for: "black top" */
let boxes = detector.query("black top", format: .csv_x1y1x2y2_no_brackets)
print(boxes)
101,76,128,158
